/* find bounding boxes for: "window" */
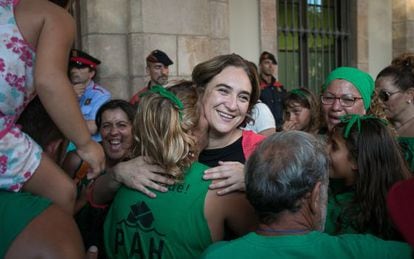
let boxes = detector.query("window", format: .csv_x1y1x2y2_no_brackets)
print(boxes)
277,0,353,94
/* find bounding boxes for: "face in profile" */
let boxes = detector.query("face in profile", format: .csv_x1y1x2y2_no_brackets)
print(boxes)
147,62,169,86
327,131,356,186
202,66,252,136
376,76,408,120
321,79,366,131
99,108,134,165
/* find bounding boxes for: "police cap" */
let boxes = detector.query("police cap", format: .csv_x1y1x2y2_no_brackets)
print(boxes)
70,49,101,69
146,50,173,66
259,51,277,65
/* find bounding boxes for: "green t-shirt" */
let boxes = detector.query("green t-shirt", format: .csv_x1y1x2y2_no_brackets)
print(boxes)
398,137,414,173
104,162,212,259
324,190,356,235
0,191,51,258
201,231,412,258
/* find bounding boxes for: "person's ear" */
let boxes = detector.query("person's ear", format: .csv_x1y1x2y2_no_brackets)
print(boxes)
350,158,358,171
89,69,96,80
406,88,414,104
310,181,322,214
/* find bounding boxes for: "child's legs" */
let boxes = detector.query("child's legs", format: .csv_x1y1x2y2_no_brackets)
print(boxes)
22,153,76,214
5,204,85,259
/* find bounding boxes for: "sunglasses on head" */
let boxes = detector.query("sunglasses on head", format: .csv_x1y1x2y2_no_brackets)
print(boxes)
378,90,401,102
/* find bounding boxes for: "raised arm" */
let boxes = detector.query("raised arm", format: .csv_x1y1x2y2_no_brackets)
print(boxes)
33,2,105,177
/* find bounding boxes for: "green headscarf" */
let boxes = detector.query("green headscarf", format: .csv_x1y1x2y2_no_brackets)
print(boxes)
322,67,374,110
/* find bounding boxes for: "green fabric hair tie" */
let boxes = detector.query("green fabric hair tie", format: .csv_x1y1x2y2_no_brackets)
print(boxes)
339,114,388,138
290,88,307,98
140,85,184,119
323,67,374,110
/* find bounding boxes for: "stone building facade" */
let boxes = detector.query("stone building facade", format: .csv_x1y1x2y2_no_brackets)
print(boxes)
73,0,414,99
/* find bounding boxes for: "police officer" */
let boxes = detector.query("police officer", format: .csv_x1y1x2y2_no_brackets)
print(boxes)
69,49,111,142
130,49,173,105
258,51,286,131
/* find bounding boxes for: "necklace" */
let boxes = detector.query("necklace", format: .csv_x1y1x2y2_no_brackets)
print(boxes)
256,228,310,234
395,115,414,131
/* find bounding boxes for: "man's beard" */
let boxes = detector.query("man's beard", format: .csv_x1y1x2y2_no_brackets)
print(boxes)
155,76,168,85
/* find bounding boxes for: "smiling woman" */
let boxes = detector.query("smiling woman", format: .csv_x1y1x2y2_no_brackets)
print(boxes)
192,54,265,195
95,100,136,167
101,81,257,258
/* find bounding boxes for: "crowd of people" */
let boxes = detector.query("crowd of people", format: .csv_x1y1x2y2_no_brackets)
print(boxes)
1,0,414,258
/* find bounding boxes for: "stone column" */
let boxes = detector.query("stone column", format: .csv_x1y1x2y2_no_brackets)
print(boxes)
356,0,369,71
392,0,414,57
79,0,130,99
259,0,277,55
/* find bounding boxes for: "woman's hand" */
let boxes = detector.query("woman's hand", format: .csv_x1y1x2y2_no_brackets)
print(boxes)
76,140,105,179
112,156,175,198
203,161,245,195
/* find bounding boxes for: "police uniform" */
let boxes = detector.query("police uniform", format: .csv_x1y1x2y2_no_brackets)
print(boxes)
258,52,286,131
80,80,111,141
70,49,111,142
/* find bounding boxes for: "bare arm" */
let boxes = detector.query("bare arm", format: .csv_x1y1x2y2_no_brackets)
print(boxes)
86,120,98,135
257,128,275,137
91,156,174,205
90,166,122,206
33,3,105,177
205,188,257,241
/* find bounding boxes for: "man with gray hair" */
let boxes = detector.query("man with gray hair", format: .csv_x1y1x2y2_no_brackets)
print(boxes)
202,131,411,258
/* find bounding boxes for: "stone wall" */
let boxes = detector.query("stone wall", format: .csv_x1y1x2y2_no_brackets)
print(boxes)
79,0,230,99
76,0,411,98
392,0,414,57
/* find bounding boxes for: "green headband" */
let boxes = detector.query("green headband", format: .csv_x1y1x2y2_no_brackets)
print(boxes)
339,114,388,139
140,85,184,119
289,88,307,98
323,67,374,110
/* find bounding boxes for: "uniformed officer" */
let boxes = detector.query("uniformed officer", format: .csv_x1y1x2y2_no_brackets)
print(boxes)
258,51,286,132
69,49,111,142
130,49,173,105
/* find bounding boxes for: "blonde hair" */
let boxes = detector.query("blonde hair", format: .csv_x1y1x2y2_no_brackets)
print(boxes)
134,81,200,179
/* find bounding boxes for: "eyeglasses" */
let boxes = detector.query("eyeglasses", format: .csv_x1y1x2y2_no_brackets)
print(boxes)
378,90,401,102
320,95,363,107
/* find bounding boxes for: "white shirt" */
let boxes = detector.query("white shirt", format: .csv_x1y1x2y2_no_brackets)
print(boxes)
243,102,276,133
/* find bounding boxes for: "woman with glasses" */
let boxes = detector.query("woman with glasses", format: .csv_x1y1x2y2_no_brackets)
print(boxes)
376,53,414,172
320,66,375,132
